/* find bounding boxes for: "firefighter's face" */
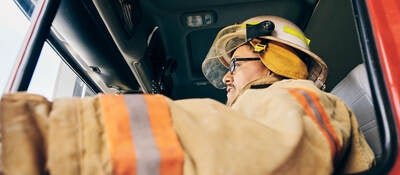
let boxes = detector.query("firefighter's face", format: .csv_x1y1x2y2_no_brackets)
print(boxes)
222,45,269,105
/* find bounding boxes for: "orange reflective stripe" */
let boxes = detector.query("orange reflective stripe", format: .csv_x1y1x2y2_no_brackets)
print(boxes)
298,88,342,154
287,88,342,160
287,89,335,156
144,94,184,175
100,94,136,175
100,94,183,175
287,89,322,126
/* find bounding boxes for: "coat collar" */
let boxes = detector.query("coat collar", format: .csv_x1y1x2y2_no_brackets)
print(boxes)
227,76,281,106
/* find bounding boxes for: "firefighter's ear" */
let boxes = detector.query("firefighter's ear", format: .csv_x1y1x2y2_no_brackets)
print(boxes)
265,69,285,80
267,70,273,77
265,69,274,77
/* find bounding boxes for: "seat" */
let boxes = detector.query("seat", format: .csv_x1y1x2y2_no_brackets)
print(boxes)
331,64,382,160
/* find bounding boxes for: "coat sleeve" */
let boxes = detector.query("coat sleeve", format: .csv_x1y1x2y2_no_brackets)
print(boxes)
324,93,375,174
0,93,112,175
1,91,373,175
1,93,308,175
0,93,50,175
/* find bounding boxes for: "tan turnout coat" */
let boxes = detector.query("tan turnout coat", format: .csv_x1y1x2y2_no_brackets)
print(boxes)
0,78,374,175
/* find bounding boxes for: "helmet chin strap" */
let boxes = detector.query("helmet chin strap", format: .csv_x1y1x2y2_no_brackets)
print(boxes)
249,38,269,53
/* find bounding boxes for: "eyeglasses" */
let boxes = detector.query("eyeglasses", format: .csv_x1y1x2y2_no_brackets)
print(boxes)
229,57,261,74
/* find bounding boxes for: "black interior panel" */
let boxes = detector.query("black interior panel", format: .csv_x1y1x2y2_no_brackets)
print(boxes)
305,0,363,90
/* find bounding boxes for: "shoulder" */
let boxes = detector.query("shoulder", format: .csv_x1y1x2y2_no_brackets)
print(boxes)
240,79,350,115
232,80,315,122
269,79,345,104
240,79,322,101
269,79,320,91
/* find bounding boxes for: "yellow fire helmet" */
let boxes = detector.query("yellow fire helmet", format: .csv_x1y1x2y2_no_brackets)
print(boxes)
202,16,328,89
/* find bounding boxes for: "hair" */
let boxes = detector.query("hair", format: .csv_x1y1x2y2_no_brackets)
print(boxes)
228,42,252,58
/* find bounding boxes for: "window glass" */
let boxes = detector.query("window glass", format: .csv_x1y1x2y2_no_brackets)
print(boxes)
0,0,94,99
28,43,95,100
0,0,30,94
27,43,61,99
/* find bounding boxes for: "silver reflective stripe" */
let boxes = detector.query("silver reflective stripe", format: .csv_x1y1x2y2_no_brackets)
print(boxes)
293,89,339,153
123,95,160,175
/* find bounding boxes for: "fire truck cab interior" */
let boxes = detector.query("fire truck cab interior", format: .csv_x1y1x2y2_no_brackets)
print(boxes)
9,0,399,174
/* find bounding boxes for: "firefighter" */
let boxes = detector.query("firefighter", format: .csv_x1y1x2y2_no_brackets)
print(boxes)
199,15,375,173
0,16,374,175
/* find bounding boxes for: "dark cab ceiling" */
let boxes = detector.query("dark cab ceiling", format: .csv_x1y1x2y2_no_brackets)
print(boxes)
47,0,363,103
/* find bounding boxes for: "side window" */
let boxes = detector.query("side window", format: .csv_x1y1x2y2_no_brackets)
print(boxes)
0,1,29,95
0,0,94,99
27,43,95,99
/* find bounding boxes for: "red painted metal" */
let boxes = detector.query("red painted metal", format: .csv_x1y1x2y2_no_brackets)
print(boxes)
366,0,400,173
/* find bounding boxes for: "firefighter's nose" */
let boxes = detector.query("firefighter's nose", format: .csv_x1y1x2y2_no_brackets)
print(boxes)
223,71,233,85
